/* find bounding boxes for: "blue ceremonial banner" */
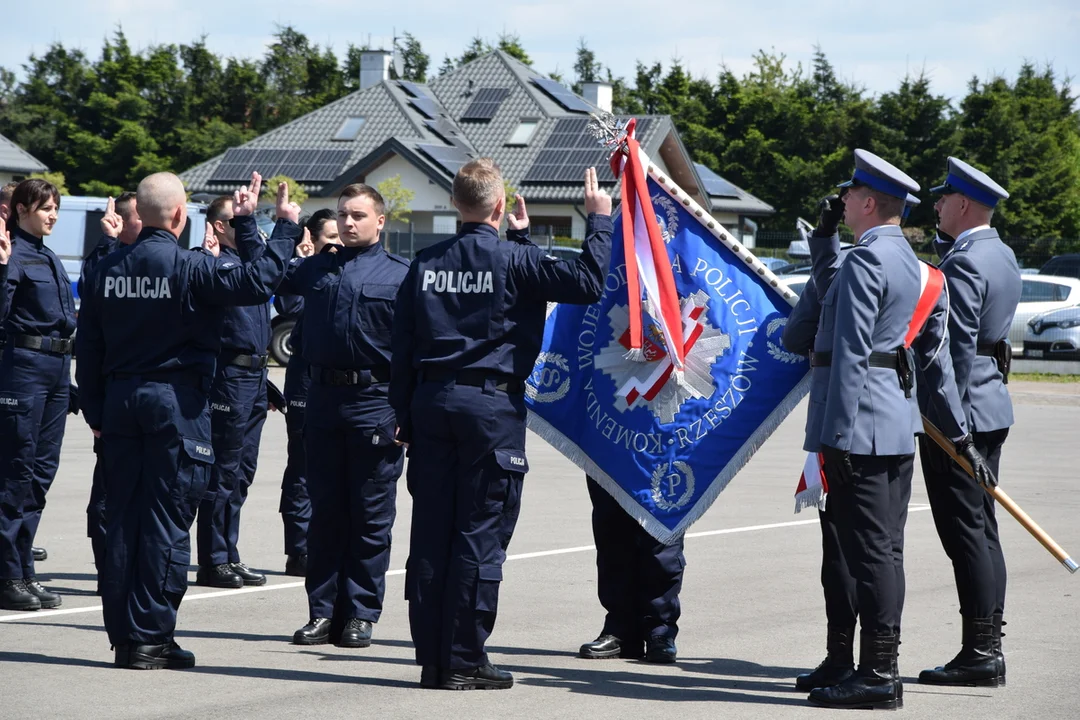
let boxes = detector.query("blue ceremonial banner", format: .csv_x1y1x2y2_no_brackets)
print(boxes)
525,174,811,542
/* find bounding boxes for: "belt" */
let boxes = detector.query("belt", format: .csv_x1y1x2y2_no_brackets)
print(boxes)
976,344,999,357
222,352,269,369
810,351,899,369
422,367,525,394
12,334,74,355
311,365,391,387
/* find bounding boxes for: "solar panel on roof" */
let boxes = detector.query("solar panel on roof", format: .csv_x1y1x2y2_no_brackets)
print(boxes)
209,149,258,182
522,118,653,183
460,88,511,121
530,77,593,113
416,144,471,177
693,163,741,198
398,80,426,98
209,147,351,184
304,149,351,181
409,97,439,120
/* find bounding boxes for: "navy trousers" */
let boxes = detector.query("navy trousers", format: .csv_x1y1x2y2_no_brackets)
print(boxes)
920,429,1008,617
0,346,69,581
819,503,858,633
100,375,214,645
197,364,267,567
88,436,107,591
405,379,528,671
586,476,685,642
304,382,401,621
279,399,310,556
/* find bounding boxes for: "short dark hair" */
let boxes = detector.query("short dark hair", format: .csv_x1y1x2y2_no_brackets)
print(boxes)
0,182,18,207
10,178,61,231
206,196,233,226
115,191,137,220
338,183,385,216
306,208,337,241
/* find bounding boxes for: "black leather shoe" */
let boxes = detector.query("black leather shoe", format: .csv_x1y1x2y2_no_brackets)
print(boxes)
992,613,1007,686
645,635,677,664
32,546,47,562
338,618,373,648
809,632,901,710
420,665,443,688
126,641,196,670
23,577,62,609
796,628,855,691
0,579,41,611
293,618,332,645
441,663,514,690
284,554,308,577
579,634,624,659
230,562,266,586
919,617,999,687
196,564,243,589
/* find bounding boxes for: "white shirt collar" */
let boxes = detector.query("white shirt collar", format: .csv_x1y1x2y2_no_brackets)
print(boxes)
858,224,899,244
955,225,991,243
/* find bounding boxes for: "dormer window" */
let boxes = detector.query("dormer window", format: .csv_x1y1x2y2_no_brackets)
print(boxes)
506,120,539,146
333,117,366,141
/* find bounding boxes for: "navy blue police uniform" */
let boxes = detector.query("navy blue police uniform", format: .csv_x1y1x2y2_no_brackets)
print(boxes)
196,221,273,587
0,226,76,610
75,214,297,666
277,241,408,643
390,215,611,688
79,234,122,595
274,292,311,571
917,158,1020,687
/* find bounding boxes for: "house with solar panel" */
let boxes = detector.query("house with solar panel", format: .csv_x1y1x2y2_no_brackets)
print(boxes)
180,49,773,250
0,133,48,185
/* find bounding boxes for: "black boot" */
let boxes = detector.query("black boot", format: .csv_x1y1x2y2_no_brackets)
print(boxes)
808,631,901,710
0,579,41,611
918,617,999,687
125,641,196,670
420,665,443,688
645,635,677,664
992,613,1006,686
23,577,62,609
579,634,624,659
338,618,372,648
32,546,47,562
196,564,243,589
230,562,266,586
441,663,514,691
795,627,855,691
292,618,331,645
284,554,307,577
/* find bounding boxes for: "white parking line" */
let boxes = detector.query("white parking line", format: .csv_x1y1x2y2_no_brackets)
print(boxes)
0,505,931,625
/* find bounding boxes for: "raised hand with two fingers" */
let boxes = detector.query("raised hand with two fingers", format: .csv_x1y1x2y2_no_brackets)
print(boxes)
100,196,124,238
583,167,612,216
507,194,529,231
234,171,263,217
276,182,302,224
295,227,315,258
202,222,220,257
0,215,9,265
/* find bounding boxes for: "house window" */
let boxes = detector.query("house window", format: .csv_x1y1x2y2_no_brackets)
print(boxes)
506,120,539,146
433,214,458,235
333,117,366,141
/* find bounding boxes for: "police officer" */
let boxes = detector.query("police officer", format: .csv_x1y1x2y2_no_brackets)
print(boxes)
801,150,985,710
75,172,299,669
391,161,612,690
917,158,1020,688
281,185,407,649
274,210,342,578
577,474,685,663
81,193,142,595
0,178,73,611
195,194,273,589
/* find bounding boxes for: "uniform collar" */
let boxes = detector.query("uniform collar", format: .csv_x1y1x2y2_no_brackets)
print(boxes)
136,227,182,244
339,241,384,260
955,224,991,244
221,245,239,258
857,223,903,244
13,227,43,248
459,222,500,239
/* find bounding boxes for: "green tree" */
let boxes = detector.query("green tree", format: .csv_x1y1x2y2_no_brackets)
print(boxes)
395,33,429,82
459,36,491,65
438,54,456,77
376,175,414,224
497,33,531,66
262,174,309,205
81,179,124,196
31,171,70,194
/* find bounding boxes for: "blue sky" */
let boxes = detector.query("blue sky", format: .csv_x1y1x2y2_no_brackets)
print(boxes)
5,1,1078,101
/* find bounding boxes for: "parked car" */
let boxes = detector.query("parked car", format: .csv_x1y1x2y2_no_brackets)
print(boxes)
1039,254,1080,281
269,311,296,366
779,275,810,297
1010,275,1080,352
1024,305,1080,359
759,257,796,275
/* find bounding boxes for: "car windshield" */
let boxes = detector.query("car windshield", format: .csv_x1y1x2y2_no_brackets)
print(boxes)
1020,280,1072,302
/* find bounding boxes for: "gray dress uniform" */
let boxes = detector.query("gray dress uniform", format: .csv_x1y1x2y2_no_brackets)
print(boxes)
917,157,1020,687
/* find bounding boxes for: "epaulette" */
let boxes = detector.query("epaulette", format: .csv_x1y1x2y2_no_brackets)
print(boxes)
387,252,411,267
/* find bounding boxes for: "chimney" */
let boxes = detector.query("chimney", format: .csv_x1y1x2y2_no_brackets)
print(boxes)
359,50,392,90
581,82,613,113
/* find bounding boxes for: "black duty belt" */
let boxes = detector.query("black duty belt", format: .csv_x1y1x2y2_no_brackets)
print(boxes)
311,365,391,387
976,344,998,357
222,352,269,370
810,351,899,369
12,334,74,355
422,367,524,394
977,340,1011,384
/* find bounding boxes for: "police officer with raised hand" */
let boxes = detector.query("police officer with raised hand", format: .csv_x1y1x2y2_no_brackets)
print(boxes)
802,150,981,710
278,185,407,650
0,178,73,611
75,172,300,670
917,158,1020,688
391,162,612,690
195,187,274,590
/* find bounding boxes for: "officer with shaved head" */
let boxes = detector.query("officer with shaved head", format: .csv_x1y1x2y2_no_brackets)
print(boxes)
75,172,300,670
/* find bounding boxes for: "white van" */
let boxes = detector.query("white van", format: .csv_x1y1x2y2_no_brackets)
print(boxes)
47,196,207,302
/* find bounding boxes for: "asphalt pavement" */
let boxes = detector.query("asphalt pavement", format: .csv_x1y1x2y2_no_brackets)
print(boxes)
1,375,1077,719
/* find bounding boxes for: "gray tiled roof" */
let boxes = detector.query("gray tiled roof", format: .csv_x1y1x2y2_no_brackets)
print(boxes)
0,133,47,174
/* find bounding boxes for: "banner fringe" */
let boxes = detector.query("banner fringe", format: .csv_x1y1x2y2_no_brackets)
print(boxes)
623,347,646,362
794,486,826,514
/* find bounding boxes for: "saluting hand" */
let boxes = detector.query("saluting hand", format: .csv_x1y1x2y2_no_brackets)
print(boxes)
507,194,529,230
276,182,301,224
202,222,220,257
234,171,262,217
583,167,612,216
0,215,9,265
295,227,315,258
100,197,124,238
